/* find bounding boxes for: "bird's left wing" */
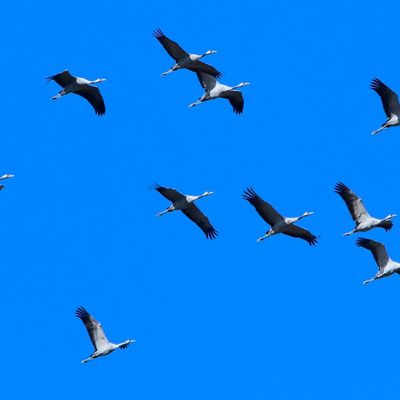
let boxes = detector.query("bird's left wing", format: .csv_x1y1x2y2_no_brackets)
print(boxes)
334,182,369,223
371,78,400,118
283,225,318,246
181,203,218,239
74,86,106,116
153,184,185,203
220,90,244,114
75,307,110,351
46,70,76,88
153,29,188,61
187,61,222,79
196,72,217,91
242,187,284,227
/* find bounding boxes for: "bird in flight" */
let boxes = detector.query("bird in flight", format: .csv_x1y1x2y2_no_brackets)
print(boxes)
47,70,106,116
75,306,135,363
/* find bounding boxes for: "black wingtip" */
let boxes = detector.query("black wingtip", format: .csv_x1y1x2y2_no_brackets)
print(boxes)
75,306,90,319
153,28,164,39
334,181,348,194
205,228,219,239
356,237,369,248
242,187,257,201
308,236,318,246
370,77,384,91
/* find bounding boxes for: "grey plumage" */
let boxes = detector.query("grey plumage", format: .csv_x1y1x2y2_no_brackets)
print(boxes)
335,182,395,236
75,306,134,363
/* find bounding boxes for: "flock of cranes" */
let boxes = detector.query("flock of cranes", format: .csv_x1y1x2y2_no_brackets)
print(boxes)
2,28,399,364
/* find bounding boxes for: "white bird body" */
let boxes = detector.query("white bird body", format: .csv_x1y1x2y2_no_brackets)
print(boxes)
335,182,395,235
75,306,135,364
356,238,400,284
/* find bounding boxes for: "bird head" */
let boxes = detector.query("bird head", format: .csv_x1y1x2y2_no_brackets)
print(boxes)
385,214,397,220
203,191,214,197
205,50,218,55
303,211,314,217
95,78,107,83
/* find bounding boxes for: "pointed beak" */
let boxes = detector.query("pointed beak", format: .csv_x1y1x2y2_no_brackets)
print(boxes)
256,234,268,243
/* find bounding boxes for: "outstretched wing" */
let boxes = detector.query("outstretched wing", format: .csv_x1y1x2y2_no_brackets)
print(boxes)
282,225,318,246
153,184,185,203
242,187,284,227
181,203,218,239
356,238,389,272
220,90,244,114
187,61,222,79
46,70,76,88
334,182,369,223
75,306,110,351
74,85,106,116
371,78,400,118
153,28,188,61
196,72,217,91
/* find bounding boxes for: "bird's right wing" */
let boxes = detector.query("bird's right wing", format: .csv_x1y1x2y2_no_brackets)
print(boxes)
181,203,218,239
153,29,188,61
187,61,222,79
282,225,318,246
356,238,389,272
195,72,217,91
242,187,284,227
46,70,76,88
220,90,244,114
334,182,369,223
75,307,110,351
371,78,400,118
74,86,106,116
153,184,185,203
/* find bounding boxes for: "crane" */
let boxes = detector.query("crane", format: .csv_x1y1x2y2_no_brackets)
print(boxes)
153,184,218,239
370,78,400,135
335,182,396,235
243,187,317,245
356,238,400,284
153,28,221,78
75,306,135,363
189,72,250,114
47,70,106,116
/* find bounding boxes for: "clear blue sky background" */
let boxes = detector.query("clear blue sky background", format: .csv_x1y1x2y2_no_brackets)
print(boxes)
1,0,400,398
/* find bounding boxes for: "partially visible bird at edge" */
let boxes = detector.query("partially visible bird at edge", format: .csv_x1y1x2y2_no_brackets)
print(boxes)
371,77,400,135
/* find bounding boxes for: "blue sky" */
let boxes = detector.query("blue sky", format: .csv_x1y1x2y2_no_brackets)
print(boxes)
2,0,400,398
